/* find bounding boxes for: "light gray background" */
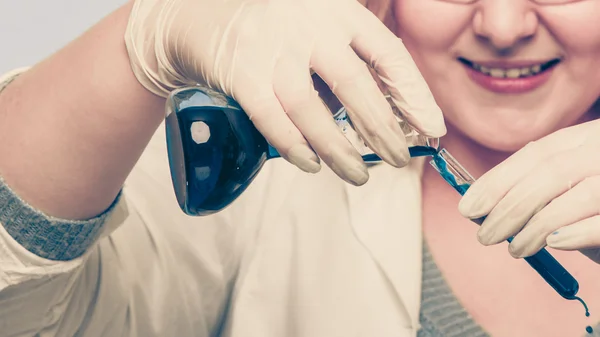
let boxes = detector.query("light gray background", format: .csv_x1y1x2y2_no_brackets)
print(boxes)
0,0,127,74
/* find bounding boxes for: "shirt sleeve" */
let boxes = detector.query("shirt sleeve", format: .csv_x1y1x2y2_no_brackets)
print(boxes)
0,68,128,336
0,176,121,261
0,67,256,337
0,68,121,261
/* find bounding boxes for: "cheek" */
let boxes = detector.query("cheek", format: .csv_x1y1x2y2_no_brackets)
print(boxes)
392,1,474,101
393,1,471,51
540,5,600,122
393,3,475,130
541,4,600,81
541,3,600,53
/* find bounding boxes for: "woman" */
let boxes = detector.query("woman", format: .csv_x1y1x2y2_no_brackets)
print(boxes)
1,0,599,336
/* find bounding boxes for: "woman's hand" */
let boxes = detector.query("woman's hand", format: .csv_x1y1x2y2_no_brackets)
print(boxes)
458,120,600,263
124,0,446,185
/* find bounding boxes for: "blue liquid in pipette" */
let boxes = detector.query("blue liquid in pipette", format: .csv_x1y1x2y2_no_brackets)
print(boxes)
432,154,470,195
432,152,593,334
360,145,438,162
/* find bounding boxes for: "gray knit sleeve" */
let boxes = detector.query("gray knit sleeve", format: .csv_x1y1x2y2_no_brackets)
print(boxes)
0,68,120,261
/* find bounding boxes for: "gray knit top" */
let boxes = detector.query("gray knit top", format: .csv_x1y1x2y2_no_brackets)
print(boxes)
417,243,488,337
417,242,600,337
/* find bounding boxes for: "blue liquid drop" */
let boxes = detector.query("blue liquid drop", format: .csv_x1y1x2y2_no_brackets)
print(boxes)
572,296,591,318
586,326,593,334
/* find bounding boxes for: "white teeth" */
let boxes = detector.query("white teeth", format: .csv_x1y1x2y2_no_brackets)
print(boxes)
470,62,548,78
490,68,506,78
506,68,521,78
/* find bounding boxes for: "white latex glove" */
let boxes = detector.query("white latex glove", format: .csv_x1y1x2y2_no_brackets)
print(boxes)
125,0,446,185
458,120,600,263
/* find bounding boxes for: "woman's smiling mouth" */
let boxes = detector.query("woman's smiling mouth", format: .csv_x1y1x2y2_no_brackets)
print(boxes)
458,57,561,94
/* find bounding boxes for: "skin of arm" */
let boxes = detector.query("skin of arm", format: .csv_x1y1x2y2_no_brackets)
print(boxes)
0,1,166,220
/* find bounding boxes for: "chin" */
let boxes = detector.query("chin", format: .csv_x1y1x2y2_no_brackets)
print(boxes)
467,132,535,153
446,116,560,154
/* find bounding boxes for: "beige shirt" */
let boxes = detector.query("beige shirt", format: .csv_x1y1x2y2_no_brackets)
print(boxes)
0,69,427,337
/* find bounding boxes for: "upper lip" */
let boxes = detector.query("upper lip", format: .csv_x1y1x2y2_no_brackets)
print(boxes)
458,57,561,69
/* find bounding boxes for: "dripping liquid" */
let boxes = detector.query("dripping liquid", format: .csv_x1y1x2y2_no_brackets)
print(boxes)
571,296,593,334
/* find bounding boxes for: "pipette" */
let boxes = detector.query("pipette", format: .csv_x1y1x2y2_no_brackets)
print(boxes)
430,149,587,306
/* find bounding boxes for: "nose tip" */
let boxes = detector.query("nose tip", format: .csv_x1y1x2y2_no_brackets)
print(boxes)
473,5,538,51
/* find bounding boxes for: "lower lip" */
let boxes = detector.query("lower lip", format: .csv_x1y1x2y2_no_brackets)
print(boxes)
464,64,556,94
